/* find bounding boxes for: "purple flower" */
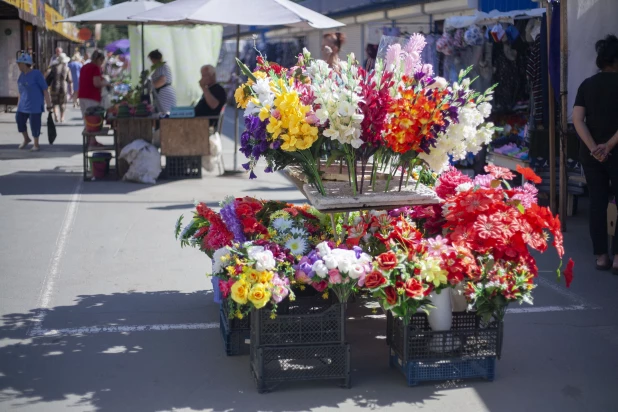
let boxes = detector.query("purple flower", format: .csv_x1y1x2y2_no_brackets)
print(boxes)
242,162,250,171
264,166,273,173
249,171,257,179
307,250,319,263
220,198,246,243
352,246,363,259
239,115,269,178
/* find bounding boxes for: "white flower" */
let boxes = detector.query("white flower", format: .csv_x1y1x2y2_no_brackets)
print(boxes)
289,227,307,237
323,254,338,270
312,260,328,278
455,182,473,193
348,264,365,279
247,246,265,260
285,237,308,256
337,258,352,274
316,241,331,257
272,217,292,232
212,247,230,274
254,250,276,272
357,252,372,265
477,102,492,118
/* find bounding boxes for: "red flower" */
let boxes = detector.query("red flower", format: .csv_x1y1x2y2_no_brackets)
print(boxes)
384,286,398,306
364,270,387,289
485,164,515,180
312,280,328,292
219,279,231,298
516,165,542,184
435,167,472,199
563,258,574,288
376,251,398,271
404,278,425,299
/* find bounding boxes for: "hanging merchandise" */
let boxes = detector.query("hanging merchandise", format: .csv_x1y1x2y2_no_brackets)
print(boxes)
464,25,484,47
506,25,520,44
436,32,455,56
453,29,466,50
490,24,506,43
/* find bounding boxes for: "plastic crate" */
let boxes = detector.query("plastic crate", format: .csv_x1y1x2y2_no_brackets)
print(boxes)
389,352,496,386
388,311,502,386
165,156,202,179
251,343,351,393
170,106,195,118
221,299,251,330
251,299,345,347
219,307,250,356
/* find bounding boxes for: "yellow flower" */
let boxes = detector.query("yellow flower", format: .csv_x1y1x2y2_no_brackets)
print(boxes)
419,257,448,287
231,279,249,305
270,312,277,320
235,310,244,319
242,267,260,284
253,71,267,80
234,84,251,109
259,105,271,122
259,270,274,284
248,283,271,309
322,291,329,300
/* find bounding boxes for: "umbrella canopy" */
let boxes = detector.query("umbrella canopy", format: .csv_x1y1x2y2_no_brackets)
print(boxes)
129,0,344,28
105,38,130,53
61,0,163,25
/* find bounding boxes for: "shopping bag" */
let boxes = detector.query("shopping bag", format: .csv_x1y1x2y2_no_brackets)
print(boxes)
47,112,57,145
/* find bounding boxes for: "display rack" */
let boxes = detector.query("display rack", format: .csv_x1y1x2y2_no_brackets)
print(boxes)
81,127,119,181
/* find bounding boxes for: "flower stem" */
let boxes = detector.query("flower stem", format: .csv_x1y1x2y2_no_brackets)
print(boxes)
415,164,425,191
398,161,406,192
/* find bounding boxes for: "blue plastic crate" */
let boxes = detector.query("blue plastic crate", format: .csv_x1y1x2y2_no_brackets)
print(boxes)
220,306,250,356
390,351,496,386
211,276,222,304
170,106,195,118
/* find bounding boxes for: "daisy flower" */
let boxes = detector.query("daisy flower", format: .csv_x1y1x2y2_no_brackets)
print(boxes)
290,227,307,237
272,218,292,232
285,237,308,256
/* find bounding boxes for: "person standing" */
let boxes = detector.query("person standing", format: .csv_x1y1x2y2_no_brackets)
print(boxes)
322,32,346,69
573,34,618,272
49,47,62,67
148,49,177,115
49,53,73,123
68,52,83,108
78,49,109,147
15,52,52,152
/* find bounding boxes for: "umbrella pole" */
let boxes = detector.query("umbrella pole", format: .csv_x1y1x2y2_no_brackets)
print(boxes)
141,22,145,74
233,24,240,171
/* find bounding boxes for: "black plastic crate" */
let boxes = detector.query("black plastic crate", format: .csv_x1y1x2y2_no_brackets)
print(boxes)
251,299,345,347
165,156,202,179
251,343,351,393
219,305,250,356
388,311,503,386
221,299,251,330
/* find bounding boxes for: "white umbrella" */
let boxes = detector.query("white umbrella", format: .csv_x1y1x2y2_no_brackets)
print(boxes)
130,0,343,172
128,0,343,28
61,0,164,69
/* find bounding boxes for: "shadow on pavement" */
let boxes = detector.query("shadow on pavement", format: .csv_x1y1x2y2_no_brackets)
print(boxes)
0,144,82,160
0,291,452,412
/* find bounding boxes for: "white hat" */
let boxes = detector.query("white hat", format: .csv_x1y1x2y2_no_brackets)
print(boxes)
60,52,70,64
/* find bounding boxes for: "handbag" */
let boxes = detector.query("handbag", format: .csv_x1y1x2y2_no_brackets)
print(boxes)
47,112,57,145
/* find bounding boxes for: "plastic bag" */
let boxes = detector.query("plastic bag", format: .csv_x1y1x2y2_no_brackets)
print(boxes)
119,139,162,184
47,112,57,145
202,132,223,173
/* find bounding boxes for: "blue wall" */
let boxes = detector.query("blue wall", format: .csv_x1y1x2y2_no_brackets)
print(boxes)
479,0,539,12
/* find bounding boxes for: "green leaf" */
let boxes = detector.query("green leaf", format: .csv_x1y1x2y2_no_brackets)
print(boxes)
235,58,257,82
517,203,525,214
174,215,183,240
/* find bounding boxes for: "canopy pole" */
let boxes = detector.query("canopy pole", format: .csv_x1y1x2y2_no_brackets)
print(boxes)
141,22,145,74
546,2,557,214
233,24,240,171
559,0,568,229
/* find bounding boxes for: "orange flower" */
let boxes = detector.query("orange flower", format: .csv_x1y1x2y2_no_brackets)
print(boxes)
516,165,542,184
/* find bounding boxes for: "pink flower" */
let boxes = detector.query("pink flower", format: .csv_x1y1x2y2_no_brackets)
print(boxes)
512,183,539,208
312,280,328,292
385,43,402,69
473,174,494,188
436,167,472,199
295,269,312,284
328,269,343,284
425,235,449,257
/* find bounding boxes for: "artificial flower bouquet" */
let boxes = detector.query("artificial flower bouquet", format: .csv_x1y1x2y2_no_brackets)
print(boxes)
175,202,233,258
267,205,333,255
235,34,497,196
213,241,296,319
295,241,373,303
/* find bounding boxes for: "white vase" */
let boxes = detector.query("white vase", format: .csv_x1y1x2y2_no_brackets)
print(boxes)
428,289,459,352
451,284,468,312
428,289,452,331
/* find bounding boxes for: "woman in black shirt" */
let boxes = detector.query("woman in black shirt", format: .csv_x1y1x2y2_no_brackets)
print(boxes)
573,35,618,271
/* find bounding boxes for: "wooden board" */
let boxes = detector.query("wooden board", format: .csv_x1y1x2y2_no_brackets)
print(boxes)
160,118,211,156
114,118,156,178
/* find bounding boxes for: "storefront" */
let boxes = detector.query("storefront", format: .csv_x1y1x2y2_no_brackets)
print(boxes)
0,0,79,110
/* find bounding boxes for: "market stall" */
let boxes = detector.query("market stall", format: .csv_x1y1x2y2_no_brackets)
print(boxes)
173,35,573,392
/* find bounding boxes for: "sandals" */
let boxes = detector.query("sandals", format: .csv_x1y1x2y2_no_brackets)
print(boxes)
596,256,611,271
18,140,31,149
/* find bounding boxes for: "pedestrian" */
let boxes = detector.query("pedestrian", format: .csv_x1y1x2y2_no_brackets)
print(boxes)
49,46,62,67
148,49,177,115
78,49,110,147
68,52,83,108
15,51,52,152
364,43,378,73
322,32,346,69
195,65,227,127
49,53,73,123
573,34,618,272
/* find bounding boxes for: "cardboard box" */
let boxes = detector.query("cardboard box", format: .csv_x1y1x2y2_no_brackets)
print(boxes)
160,118,211,156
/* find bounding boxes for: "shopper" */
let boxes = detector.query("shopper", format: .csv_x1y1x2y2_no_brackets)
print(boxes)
15,52,52,152
49,53,73,123
195,65,226,126
49,47,62,67
78,49,109,147
68,52,83,108
148,49,177,115
322,32,346,69
573,34,618,272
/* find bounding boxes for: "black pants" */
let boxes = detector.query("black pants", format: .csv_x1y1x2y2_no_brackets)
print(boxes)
581,152,618,255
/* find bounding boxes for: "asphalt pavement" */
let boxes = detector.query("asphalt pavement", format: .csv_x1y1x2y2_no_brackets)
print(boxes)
0,106,617,412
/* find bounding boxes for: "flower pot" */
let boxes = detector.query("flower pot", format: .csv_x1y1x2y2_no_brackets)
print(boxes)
428,289,459,352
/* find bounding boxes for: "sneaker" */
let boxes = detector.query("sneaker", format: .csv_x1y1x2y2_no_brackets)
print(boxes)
30,146,40,152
